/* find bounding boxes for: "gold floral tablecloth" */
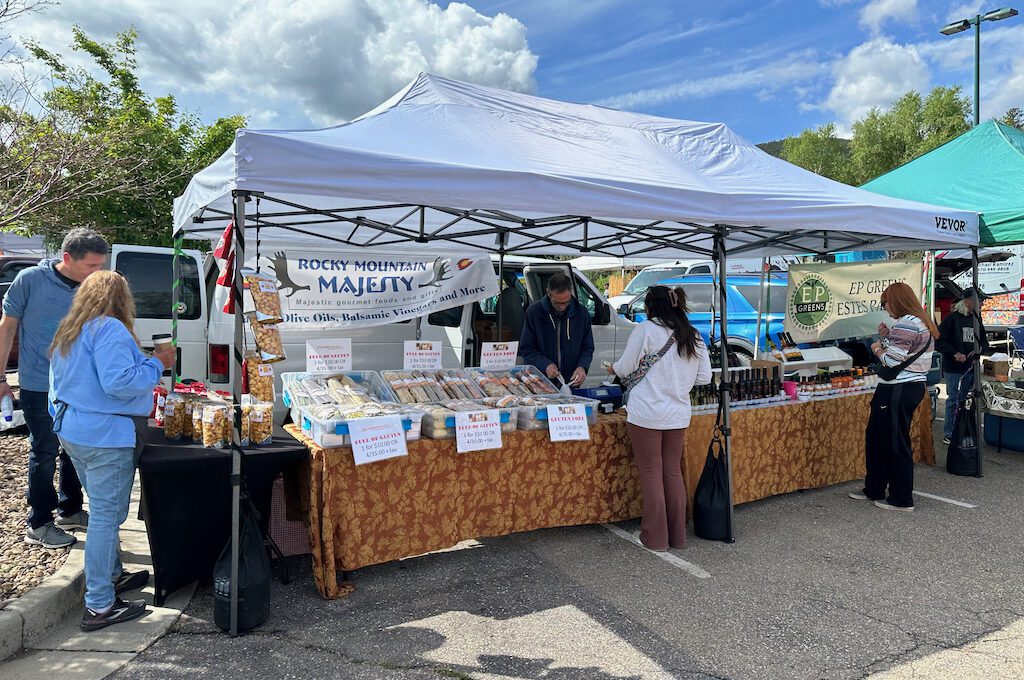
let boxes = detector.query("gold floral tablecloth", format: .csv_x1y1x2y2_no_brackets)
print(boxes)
287,394,933,598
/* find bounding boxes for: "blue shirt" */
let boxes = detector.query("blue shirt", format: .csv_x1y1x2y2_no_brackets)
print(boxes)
48,317,164,448
2,259,76,391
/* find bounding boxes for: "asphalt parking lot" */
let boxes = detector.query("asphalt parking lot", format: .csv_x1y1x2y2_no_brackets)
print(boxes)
111,417,1024,680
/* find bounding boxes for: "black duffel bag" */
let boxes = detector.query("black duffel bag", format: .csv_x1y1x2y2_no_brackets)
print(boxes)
947,392,980,477
213,497,271,632
693,430,731,541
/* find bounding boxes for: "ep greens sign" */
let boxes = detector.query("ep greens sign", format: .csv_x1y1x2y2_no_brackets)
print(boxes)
785,260,923,342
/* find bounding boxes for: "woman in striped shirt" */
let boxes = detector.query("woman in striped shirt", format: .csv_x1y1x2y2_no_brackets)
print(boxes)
850,282,937,512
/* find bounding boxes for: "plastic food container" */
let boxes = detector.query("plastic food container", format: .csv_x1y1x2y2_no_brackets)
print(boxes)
532,396,599,426
466,366,559,398
301,408,424,448
420,404,516,439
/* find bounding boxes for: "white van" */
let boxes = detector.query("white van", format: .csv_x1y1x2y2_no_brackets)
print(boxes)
109,246,635,400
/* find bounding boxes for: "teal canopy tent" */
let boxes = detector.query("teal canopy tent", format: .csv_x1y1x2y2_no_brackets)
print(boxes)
862,120,1024,246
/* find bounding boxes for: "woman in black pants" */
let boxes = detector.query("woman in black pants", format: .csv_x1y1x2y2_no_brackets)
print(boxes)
851,282,937,512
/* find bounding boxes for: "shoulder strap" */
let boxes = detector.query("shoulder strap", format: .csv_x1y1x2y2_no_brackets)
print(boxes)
653,333,676,359
889,338,930,373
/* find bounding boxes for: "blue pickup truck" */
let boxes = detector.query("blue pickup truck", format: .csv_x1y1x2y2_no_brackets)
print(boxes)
620,273,789,363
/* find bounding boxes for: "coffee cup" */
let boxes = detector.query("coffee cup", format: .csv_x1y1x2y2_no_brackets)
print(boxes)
152,334,173,352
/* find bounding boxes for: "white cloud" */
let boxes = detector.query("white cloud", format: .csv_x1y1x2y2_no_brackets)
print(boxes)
945,2,984,22
860,0,919,35
9,0,537,125
821,38,930,124
986,58,1024,118
596,51,828,111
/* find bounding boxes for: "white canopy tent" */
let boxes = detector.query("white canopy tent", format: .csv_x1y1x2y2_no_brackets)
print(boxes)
174,73,977,258
172,76,980,627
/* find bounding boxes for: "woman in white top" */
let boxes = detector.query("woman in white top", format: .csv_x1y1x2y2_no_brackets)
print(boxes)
850,282,936,512
609,285,712,550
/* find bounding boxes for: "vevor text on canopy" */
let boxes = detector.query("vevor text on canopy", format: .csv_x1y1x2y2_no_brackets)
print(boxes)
174,73,978,257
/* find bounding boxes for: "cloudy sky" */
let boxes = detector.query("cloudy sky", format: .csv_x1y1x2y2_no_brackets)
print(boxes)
7,0,1024,143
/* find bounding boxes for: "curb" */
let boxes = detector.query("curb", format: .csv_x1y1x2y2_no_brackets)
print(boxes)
0,541,86,662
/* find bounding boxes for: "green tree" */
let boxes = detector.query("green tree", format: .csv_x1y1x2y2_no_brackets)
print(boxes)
2,25,244,246
849,86,970,184
1001,107,1024,130
780,123,852,183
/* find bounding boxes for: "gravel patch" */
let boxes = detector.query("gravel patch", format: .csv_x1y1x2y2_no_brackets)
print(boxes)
0,428,71,604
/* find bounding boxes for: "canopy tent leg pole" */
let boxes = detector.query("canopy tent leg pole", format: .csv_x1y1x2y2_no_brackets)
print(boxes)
971,246,983,478
753,257,768,359
714,225,735,543
171,231,182,384
496,230,508,341
229,190,248,636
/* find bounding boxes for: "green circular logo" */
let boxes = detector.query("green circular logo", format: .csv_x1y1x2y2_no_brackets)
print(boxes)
790,274,833,331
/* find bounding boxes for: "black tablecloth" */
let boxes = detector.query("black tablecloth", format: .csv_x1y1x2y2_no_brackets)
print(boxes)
138,426,307,605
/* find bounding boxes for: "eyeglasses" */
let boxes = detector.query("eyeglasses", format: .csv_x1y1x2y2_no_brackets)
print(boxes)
880,300,887,310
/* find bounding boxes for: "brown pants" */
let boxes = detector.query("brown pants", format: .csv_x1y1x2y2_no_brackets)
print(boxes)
626,423,687,550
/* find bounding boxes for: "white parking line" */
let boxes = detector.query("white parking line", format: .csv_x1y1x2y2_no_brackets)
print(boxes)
601,524,712,578
912,490,977,508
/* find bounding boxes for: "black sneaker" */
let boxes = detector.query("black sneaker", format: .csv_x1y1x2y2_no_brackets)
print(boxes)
80,598,147,632
114,569,150,594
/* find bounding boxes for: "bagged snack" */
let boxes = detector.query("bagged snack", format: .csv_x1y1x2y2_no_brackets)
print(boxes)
180,396,196,441
244,352,276,402
163,392,187,440
243,269,284,324
246,312,285,363
202,403,232,448
153,386,169,426
245,402,274,445
191,399,207,443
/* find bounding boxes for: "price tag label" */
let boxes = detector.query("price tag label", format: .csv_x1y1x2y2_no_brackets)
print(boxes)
403,340,443,370
258,280,278,293
348,416,408,466
480,341,518,370
257,364,274,377
455,409,502,453
306,338,353,372
547,402,590,442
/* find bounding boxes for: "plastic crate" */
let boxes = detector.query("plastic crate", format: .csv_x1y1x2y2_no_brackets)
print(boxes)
281,371,399,407
301,408,424,448
466,366,560,399
420,405,516,439
533,396,599,426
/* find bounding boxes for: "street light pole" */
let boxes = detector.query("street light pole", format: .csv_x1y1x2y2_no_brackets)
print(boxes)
940,7,1018,127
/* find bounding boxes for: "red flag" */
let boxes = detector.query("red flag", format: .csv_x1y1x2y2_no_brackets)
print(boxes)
217,250,235,287
223,286,236,314
213,221,233,259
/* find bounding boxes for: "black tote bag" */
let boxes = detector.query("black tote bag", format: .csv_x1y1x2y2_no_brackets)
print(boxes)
213,497,272,632
947,393,980,477
693,430,731,541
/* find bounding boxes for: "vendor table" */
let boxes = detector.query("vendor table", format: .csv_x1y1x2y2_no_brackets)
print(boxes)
137,426,307,605
288,393,933,598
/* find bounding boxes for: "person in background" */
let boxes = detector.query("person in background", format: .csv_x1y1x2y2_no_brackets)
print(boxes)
520,273,595,389
935,288,989,445
0,229,108,549
851,282,937,512
610,285,712,551
49,271,175,631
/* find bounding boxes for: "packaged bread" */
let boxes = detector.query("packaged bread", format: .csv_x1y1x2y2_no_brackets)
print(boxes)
244,351,276,402
202,403,232,448
163,392,187,440
243,269,284,324
246,312,285,363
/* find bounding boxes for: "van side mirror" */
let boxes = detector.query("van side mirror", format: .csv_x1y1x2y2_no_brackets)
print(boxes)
595,301,611,325
617,303,629,316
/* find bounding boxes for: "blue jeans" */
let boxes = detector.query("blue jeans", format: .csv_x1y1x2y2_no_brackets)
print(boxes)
944,372,973,438
22,389,84,528
58,438,135,611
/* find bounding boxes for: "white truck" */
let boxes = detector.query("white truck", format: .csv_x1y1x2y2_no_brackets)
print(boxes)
109,245,635,398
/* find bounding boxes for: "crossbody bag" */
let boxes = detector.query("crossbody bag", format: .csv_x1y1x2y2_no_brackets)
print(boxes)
621,333,676,391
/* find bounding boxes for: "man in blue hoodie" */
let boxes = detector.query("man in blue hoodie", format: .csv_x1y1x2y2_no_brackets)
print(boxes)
520,273,595,388
0,229,108,548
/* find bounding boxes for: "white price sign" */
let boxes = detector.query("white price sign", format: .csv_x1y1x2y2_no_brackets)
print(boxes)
306,338,353,372
348,416,408,465
403,340,443,370
547,402,590,442
455,409,503,453
479,341,519,370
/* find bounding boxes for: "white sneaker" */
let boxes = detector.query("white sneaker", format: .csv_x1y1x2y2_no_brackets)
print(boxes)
874,500,914,513
848,491,870,500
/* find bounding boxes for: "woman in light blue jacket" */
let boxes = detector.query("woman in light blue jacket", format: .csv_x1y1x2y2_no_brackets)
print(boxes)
49,271,175,632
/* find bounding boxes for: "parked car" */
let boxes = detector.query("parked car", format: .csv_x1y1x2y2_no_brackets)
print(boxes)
620,273,789,363
0,256,39,371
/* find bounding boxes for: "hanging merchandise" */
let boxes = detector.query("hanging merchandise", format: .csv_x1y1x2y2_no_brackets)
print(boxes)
213,220,233,259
